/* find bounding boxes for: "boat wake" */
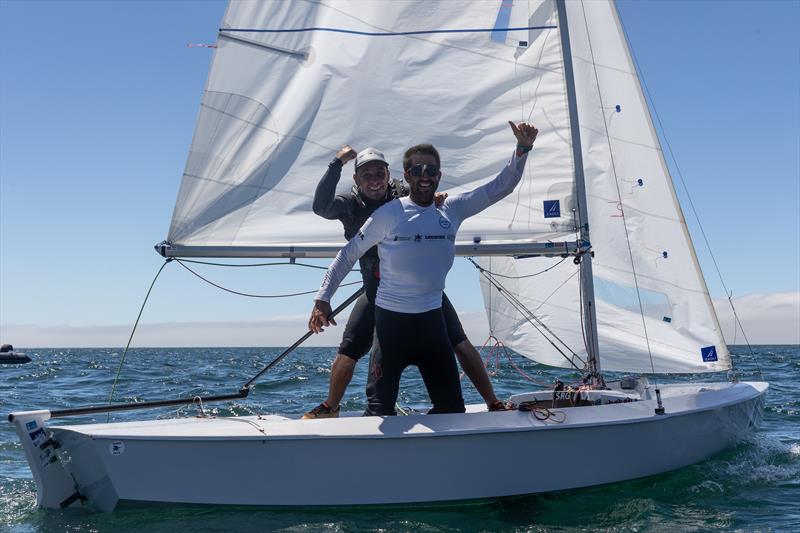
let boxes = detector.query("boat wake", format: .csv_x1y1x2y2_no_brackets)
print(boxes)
704,435,800,487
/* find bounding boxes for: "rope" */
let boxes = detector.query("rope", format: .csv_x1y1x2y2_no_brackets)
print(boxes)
471,337,567,422
472,336,556,388
175,259,360,298
107,259,172,420
476,256,569,279
521,403,566,423
470,258,586,370
615,6,759,379
177,259,334,270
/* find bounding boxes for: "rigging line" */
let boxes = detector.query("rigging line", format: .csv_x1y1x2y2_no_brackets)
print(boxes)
243,286,366,389
479,336,556,387
477,265,581,349
616,8,757,377
470,257,573,325
532,268,580,314
478,256,569,279
578,1,657,376
220,25,557,37
177,258,356,272
493,288,583,370
107,259,172,420
472,259,585,369
175,259,360,298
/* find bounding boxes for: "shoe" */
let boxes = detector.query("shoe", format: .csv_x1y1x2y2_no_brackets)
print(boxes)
302,401,340,419
488,400,513,412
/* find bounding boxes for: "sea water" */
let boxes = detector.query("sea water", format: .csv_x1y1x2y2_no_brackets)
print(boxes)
1,346,798,532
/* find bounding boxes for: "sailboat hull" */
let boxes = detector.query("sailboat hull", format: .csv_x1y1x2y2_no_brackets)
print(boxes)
10,382,766,511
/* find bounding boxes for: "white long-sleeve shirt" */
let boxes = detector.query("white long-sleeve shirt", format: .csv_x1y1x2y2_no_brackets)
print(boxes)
315,151,528,313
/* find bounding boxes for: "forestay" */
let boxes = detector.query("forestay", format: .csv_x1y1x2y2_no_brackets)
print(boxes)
167,0,580,256
479,1,729,373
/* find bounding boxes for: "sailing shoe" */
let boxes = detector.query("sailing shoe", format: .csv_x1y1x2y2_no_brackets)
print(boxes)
302,401,340,419
488,400,513,412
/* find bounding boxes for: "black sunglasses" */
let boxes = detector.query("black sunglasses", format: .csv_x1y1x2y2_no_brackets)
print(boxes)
407,164,440,178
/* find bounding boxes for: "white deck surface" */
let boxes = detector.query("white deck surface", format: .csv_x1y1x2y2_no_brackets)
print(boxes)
48,382,767,441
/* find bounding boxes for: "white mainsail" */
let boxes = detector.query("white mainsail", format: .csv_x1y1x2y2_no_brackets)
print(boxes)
479,0,730,373
167,0,580,255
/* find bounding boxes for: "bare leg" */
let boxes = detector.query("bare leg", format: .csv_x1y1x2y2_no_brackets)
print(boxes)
454,339,499,406
325,353,357,410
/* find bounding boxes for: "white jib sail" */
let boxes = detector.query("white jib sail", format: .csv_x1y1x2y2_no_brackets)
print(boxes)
167,0,581,255
479,0,730,374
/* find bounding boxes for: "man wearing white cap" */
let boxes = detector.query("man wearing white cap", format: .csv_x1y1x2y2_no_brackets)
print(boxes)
304,145,505,418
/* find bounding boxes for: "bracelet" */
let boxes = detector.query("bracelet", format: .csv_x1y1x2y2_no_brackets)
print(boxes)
516,143,533,154
330,157,343,168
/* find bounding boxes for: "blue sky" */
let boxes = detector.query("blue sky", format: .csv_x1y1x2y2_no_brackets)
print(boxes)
1,0,798,347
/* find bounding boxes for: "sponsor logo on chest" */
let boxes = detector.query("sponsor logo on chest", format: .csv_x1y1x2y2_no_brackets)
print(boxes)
393,232,454,242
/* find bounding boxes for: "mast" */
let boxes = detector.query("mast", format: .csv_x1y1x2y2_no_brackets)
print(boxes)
555,0,602,381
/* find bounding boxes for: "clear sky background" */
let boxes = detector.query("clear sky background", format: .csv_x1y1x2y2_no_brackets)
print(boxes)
1,0,798,348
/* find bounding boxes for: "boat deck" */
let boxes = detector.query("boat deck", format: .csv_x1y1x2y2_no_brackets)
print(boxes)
48,382,767,441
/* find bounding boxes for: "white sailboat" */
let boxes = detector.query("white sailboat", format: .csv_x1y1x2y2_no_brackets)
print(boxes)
9,0,767,511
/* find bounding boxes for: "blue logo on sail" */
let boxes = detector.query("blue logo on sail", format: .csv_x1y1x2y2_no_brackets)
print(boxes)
701,345,718,362
543,200,561,218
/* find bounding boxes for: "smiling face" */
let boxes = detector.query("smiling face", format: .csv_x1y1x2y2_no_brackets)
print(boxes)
353,161,390,201
404,153,441,207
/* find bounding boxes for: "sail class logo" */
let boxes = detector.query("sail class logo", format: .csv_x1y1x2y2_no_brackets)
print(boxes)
544,200,561,218
701,346,718,362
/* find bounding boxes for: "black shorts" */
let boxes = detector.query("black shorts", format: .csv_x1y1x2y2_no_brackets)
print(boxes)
365,306,466,416
338,288,467,361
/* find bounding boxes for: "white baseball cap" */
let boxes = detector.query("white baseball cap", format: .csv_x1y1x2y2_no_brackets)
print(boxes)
355,147,388,169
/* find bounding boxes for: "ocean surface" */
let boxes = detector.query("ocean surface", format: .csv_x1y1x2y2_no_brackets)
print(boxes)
1,345,797,532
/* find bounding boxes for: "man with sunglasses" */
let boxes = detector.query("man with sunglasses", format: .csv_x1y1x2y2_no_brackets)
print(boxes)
303,145,505,418
310,121,538,416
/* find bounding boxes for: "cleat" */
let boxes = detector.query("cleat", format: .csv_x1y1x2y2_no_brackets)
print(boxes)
302,401,340,419
488,400,513,412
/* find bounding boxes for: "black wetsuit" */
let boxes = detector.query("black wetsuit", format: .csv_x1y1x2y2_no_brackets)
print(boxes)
313,158,467,361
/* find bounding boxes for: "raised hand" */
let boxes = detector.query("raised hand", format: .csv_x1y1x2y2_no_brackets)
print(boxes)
336,145,358,165
508,121,539,147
